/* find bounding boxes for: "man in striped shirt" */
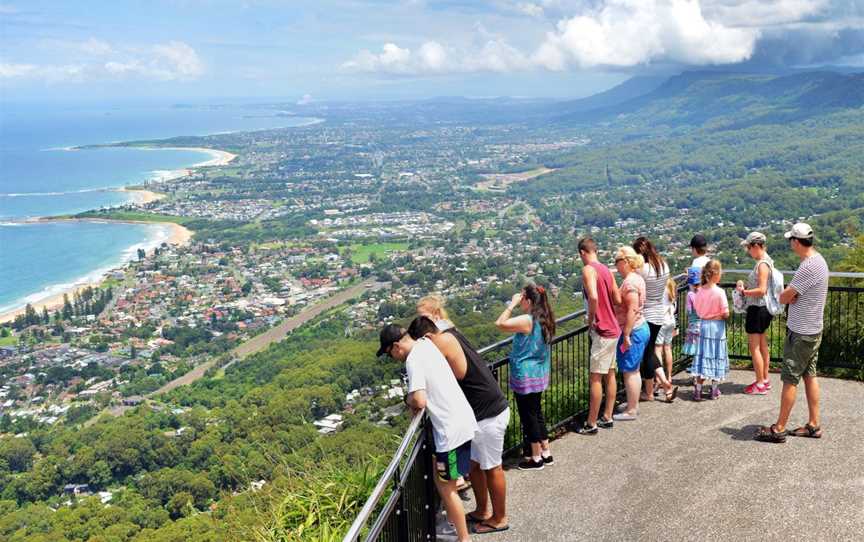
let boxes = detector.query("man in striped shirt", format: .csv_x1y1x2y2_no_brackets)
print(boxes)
756,223,828,443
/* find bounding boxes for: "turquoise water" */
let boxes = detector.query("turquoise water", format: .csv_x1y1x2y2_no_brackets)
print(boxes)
0,103,315,313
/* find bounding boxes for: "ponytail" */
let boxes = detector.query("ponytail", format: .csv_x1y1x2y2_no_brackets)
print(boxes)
701,260,722,286
523,283,556,343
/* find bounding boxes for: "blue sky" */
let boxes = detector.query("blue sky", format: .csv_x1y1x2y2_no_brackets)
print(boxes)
1,1,862,103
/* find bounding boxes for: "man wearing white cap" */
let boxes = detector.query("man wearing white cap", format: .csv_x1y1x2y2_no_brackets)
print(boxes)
756,223,828,443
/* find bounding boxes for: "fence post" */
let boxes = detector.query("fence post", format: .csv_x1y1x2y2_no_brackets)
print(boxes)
423,420,437,541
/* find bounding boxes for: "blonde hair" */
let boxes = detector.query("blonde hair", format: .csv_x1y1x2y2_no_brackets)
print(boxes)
615,246,644,271
700,260,722,286
416,294,449,321
665,277,677,302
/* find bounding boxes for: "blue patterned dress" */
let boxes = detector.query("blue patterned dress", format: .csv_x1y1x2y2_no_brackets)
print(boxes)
509,320,550,395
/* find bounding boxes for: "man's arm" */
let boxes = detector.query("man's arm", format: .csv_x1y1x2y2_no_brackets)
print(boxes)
582,265,599,328
407,389,427,412
431,333,468,380
779,286,799,305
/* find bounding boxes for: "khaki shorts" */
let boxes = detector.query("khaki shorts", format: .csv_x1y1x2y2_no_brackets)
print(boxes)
589,328,618,374
781,330,822,385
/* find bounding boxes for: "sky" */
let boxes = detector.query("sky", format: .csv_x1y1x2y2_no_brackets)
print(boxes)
1,0,863,104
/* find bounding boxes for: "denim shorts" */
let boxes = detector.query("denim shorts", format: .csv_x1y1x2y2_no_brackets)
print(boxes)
655,323,676,345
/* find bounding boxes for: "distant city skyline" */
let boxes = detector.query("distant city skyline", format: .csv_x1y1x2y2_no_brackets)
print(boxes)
2,0,863,103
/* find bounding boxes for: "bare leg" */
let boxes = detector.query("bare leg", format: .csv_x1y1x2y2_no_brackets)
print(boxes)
624,371,641,415
759,334,770,381
603,369,617,420
748,334,764,383
802,375,820,427
775,382,798,432
467,461,490,520
587,373,603,426
436,477,471,542
663,345,673,384
484,466,508,527
654,367,673,391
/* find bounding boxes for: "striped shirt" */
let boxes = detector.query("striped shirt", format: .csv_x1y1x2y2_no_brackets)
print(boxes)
787,253,829,335
640,261,670,325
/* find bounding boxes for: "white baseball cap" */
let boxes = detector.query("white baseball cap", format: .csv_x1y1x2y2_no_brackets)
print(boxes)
784,222,813,240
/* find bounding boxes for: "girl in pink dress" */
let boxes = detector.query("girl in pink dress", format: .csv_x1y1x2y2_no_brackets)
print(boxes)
688,260,730,401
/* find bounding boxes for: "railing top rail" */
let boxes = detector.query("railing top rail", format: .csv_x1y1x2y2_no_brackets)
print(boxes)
477,308,587,356
722,269,864,278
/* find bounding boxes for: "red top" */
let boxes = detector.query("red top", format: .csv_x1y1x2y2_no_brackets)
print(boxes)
587,261,622,338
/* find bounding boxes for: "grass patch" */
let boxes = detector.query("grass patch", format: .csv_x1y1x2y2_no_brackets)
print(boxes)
0,335,17,347
345,242,409,262
73,210,191,224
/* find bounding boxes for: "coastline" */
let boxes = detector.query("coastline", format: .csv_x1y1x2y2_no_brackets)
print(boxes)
2,141,236,326
0,220,192,324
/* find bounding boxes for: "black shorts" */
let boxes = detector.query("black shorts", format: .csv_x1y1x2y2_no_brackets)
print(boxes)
745,305,773,334
435,440,471,481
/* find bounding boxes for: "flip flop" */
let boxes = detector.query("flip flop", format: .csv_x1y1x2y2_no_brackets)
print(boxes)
472,521,510,534
465,512,488,524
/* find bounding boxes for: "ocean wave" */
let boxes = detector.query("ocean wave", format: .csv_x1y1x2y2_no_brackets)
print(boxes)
0,187,117,197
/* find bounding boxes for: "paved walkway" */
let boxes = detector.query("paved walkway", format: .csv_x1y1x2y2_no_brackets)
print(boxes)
475,370,864,542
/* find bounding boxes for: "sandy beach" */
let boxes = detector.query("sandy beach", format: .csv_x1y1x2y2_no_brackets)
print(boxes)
119,187,165,204
138,147,237,182
0,221,192,324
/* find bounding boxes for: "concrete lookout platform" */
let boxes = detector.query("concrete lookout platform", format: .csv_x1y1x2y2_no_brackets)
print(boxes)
480,369,864,542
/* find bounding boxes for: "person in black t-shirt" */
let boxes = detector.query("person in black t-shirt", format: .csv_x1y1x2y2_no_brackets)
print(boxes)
408,315,511,535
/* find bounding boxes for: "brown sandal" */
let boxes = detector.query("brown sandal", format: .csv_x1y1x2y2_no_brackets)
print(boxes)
755,424,787,443
789,424,823,438
665,386,679,403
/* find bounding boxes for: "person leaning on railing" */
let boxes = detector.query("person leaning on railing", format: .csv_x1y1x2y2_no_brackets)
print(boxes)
495,283,555,471
407,314,511,535
377,324,477,542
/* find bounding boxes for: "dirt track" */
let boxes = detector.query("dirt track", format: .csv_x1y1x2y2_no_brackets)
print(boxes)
150,280,376,396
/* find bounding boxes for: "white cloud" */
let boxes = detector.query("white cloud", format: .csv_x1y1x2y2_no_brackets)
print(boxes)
533,0,760,69
342,39,529,75
342,0,856,76
702,0,830,28
0,40,204,83
297,93,313,105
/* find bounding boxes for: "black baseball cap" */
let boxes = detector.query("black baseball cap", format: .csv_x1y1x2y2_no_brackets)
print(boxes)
377,324,406,356
689,234,707,249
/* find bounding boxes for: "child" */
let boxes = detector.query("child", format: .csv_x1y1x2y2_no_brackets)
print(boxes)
688,260,730,401
682,267,701,356
654,277,678,391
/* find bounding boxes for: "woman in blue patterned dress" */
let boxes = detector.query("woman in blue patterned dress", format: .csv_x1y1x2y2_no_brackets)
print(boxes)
495,283,556,471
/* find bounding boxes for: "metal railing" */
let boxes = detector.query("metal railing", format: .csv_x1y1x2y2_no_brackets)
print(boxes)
345,271,864,541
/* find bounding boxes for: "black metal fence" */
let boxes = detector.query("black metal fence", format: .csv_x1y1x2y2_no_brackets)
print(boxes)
344,274,864,542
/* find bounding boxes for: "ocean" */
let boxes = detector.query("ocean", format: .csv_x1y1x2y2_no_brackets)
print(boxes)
0,102,313,315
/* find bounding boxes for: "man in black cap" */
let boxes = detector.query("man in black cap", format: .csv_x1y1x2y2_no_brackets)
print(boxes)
378,323,478,542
